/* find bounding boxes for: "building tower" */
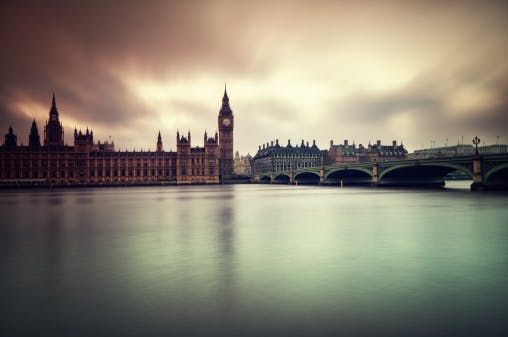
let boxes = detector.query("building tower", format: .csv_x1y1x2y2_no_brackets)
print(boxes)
4,126,17,149
156,131,163,152
74,127,94,152
176,131,192,184
29,119,41,149
44,93,64,146
218,85,234,180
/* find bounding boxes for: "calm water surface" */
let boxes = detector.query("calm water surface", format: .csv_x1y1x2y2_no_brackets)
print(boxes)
1,182,508,336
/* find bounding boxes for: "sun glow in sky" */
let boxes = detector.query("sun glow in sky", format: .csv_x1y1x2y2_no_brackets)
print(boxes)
1,0,508,153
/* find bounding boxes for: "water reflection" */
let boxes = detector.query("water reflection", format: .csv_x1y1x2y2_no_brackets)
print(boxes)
0,185,507,337
216,190,235,313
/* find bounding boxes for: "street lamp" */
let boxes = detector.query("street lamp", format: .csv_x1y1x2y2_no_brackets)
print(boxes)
473,136,480,155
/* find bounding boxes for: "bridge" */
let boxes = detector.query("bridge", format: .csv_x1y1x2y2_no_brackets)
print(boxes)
252,153,508,191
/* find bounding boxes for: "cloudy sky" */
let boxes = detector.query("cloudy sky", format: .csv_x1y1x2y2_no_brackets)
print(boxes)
1,0,507,154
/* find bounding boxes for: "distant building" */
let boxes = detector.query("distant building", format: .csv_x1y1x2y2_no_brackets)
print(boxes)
0,89,235,185
479,144,508,154
251,139,322,177
409,143,508,159
325,139,407,164
409,144,474,159
234,151,252,176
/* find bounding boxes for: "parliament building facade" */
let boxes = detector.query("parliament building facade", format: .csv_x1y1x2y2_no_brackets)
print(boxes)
0,89,234,185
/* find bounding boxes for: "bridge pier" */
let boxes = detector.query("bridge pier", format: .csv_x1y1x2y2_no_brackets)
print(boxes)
319,167,324,185
471,156,485,191
371,162,379,187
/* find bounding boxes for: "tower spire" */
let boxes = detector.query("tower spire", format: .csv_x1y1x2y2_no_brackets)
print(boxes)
223,83,229,102
156,130,163,152
49,91,59,118
220,85,232,115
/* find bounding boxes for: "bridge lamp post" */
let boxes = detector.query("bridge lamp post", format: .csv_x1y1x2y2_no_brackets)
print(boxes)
473,136,480,155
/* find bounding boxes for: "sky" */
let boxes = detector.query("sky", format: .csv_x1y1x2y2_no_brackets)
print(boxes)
1,0,508,154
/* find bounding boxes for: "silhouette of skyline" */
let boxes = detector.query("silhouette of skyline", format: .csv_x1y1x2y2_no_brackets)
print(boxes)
1,0,508,154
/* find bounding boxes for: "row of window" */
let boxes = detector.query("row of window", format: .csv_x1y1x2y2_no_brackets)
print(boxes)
1,164,218,179
252,156,323,175
0,158,218,167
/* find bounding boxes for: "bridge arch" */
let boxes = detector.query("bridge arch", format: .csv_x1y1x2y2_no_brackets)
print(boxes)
260,175,272,183
324,167,372,185
294,171,320,185
273,174,290,184
485,162,508,186
378,163,473,187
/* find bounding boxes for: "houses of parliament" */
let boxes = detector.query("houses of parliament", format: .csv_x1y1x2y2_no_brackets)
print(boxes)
0,89,235,185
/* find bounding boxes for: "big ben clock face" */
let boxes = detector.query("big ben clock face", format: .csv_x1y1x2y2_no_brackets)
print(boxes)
222,118,231,126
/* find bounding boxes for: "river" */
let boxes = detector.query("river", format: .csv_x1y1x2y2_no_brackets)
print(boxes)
1,182,507,336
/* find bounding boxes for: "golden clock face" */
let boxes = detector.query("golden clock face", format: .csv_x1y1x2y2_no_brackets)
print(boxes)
222,118,231,126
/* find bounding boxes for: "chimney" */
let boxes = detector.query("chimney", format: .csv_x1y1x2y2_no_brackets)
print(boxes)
330,140,333,147
344,139,348,146
392,140,397,147
377,140,381,147
271,141,274,147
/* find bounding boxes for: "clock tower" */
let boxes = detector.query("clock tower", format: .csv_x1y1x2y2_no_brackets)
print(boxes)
218,85,234,180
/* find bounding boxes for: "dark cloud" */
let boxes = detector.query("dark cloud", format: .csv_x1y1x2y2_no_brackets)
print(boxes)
1,0,508,152
0,0,279,149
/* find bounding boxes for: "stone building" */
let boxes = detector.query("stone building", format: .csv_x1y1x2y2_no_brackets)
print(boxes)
251,139,322,177
325,139,407,164
218,87,234,180
0,89,234,185
234,151,252,176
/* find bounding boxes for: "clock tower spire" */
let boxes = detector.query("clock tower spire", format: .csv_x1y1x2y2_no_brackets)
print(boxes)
218,85,234,180
44,92,64,147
